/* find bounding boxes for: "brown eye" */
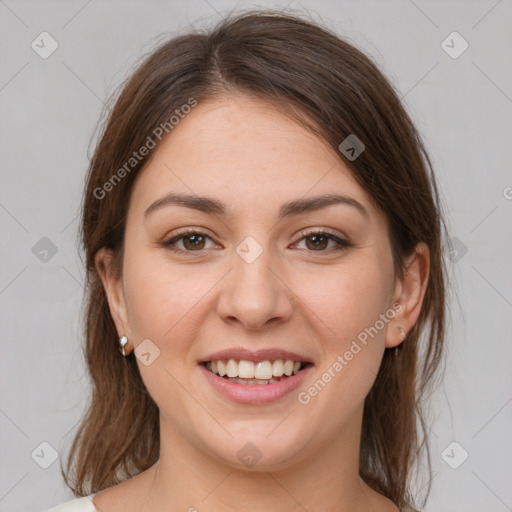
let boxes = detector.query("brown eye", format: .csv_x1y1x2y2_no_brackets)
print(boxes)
295,230,352,253
182,234,206,250
163,231,215,252
163,229,351,255
304,233,330,251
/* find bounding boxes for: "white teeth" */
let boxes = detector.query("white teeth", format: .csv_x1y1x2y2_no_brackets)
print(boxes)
238,360,255,379
272,360,284,376
226,359,238,378
254,361,273,380
283,360,294,376
226,377,279,385
205,358,306,379
217,360,227,377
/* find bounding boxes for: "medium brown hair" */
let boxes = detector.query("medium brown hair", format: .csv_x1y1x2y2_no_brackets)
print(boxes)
63,8,449,509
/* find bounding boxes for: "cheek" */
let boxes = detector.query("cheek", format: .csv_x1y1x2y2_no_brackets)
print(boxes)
326,259,394,389
121,250,190,339
299,263,392,426
122,248,219,357
302,259,392,346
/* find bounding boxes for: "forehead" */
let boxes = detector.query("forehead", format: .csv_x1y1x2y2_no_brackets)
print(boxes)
129,94,380,224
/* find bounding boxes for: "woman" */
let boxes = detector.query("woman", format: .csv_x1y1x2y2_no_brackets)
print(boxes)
46,8,448,512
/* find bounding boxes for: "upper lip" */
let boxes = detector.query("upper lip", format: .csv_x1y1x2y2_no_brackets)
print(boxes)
199,347,313,364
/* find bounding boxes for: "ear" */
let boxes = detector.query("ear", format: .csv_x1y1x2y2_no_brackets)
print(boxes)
95,247,130,339
386,241,430,348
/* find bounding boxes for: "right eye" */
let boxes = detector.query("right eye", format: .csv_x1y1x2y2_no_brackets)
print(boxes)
162,230,218,252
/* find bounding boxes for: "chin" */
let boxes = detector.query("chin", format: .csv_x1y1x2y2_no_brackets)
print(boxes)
201,432,310,472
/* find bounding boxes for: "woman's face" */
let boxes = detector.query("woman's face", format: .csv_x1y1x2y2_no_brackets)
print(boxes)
98,93,423,471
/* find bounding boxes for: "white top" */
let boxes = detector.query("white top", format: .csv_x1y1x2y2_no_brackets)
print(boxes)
44,493,418,512
44,494,97,512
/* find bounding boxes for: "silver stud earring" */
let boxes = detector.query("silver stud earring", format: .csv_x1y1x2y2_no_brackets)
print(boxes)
119,335,129,357
398,327,406,339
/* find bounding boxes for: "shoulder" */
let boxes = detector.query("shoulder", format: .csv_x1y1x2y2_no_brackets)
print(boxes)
44,494,97,512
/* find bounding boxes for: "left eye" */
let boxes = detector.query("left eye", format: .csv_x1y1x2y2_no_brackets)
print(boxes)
163,230,351,253
294,230,351,252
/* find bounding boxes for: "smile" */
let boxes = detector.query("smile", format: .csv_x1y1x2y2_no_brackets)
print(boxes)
199,359,314,404
203,359,309,384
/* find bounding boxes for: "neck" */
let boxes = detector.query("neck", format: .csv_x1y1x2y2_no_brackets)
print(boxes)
142,409,393,512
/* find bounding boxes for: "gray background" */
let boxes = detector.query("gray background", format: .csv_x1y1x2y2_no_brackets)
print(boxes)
1,0,511,511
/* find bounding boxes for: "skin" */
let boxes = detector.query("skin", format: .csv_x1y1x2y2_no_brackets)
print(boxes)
94,93,429,512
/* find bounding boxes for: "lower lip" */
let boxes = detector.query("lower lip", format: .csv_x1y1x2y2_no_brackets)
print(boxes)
198,363,313,405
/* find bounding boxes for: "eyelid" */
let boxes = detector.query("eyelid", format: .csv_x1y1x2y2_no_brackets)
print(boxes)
292,228,352,252
163,228,219,251
162,227,352,253
295,227,347,241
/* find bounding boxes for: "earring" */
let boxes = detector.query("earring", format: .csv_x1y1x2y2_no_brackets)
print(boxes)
119,335,130,357
398,327,406,339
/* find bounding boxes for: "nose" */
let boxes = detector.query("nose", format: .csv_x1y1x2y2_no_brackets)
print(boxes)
216,243,294,331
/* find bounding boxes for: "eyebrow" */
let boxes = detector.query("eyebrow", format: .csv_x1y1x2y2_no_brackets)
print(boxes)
143,192,369,221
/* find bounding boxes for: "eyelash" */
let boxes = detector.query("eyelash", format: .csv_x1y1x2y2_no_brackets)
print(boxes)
162,229,352,255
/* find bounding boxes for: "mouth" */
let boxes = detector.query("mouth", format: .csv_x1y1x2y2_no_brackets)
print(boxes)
200,359,314,386
198,358,314,405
